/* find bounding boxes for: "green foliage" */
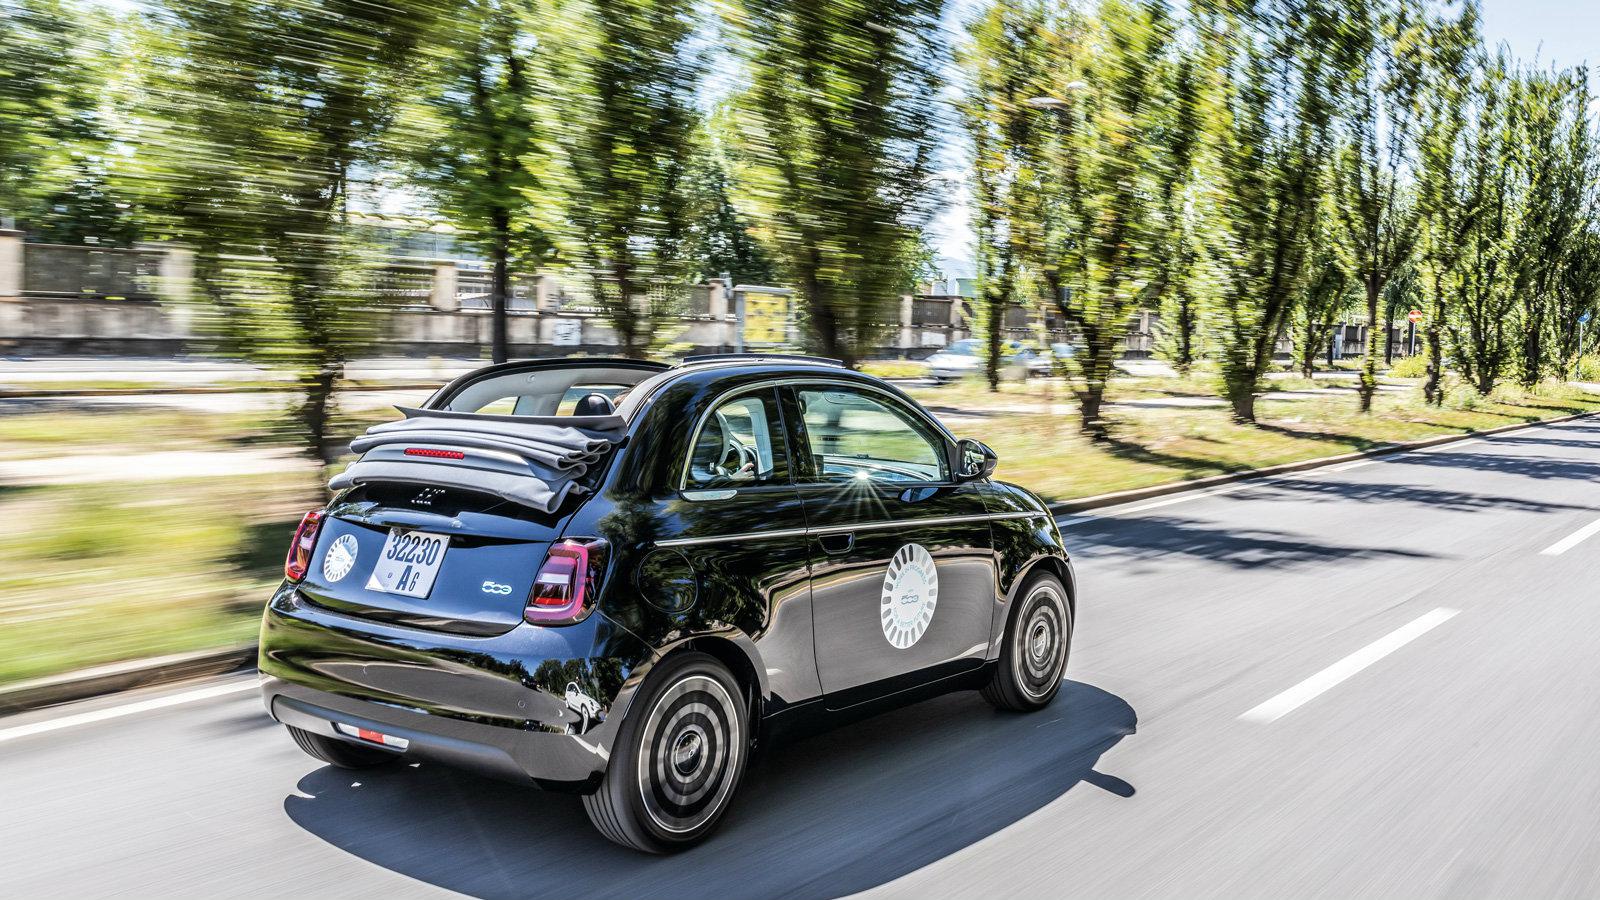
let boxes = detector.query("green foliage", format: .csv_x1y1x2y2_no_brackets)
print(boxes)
141,0,445,461
680,112,778,287
1572,354,1600,383
1387,353,1428,378
397,0,556,362
729,0,944,367
1202,0,1344,422
962,0,1054,390
1329,0,1426,413
557,0,703,359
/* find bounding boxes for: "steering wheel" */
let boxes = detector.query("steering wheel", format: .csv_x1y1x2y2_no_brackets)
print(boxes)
713,437,759,478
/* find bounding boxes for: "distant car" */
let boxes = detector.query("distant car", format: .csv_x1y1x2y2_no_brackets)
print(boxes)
259,354,1074,852
1043,342,1076,376
926,338,1039,383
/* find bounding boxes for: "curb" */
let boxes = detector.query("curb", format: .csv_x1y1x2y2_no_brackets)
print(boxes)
1047,408,1599,516
0,645,257,716
0,383,439,400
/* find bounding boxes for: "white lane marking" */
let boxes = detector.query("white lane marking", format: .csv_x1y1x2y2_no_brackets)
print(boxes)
1239,608,1460,724
1056,515,1098,529
1540,517,1600,556
0,679,257,744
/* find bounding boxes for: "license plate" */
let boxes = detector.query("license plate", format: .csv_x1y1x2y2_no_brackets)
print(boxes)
365,529,449,599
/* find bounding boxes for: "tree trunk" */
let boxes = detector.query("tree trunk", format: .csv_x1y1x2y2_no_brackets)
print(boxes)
1383,305,1395,366
1358,278,1380,412
490,208,510,364
1223,370,1257,423
1520,309,1543,387
1077,380,1106,438
1173,294,1195,378
1423,291,1445,405
1300,320,1317,380
984,269,1011,392
298,362,341,472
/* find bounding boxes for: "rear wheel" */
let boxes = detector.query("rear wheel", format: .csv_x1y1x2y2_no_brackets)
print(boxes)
583,651,749,853
285,724,399,769
982,572,1072,712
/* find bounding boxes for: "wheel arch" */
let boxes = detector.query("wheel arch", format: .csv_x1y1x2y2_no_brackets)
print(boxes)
1015,554,1076,617
623,630,768,730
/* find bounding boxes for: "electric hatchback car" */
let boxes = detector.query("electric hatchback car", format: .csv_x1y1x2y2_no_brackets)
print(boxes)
260,354,1075,852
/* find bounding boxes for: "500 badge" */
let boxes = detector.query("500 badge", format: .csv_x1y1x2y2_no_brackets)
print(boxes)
881,544,938,649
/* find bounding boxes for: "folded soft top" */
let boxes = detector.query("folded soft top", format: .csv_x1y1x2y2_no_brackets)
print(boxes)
328,408,625,513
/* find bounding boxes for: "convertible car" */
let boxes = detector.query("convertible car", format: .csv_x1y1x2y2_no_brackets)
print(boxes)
259,354,1075,852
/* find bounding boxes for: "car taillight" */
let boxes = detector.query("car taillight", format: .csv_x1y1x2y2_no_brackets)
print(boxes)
527,539,607,625
284,509,325,582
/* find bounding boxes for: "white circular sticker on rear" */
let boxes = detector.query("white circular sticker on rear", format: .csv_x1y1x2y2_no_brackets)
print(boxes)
322,533,358,583
881,543,938,649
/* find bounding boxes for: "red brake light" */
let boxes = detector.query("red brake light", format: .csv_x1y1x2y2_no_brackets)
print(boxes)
404,447,465,460
526,539,606,624
285,509,325,582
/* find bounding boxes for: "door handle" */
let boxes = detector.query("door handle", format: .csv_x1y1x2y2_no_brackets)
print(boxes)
818,533,854,555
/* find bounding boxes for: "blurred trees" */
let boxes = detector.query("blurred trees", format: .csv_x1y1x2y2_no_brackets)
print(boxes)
148,0,442,464
962,0,1052,391
0,0,130,239
401,0,554,364
1041,0,1185,435
730,0,944,368
7,0,1600,440
1202,0,1343,422
1331,0,1424,412
561,0,702,359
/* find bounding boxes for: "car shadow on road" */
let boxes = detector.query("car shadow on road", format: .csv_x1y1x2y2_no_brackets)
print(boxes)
283,680,1135,900
1226,477,1593,514
1065,513,1437,571
1385,450,1600,482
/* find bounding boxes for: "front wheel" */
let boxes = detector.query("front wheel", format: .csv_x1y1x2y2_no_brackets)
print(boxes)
982,572,1072,712
582,652,750,853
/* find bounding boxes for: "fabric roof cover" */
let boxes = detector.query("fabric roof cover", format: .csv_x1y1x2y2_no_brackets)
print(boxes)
328,409,624,513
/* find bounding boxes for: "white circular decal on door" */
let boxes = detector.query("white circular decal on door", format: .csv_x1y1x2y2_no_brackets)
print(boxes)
881,543,938,649
321,534,359,583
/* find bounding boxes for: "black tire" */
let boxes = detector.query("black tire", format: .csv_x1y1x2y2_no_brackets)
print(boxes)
286,724,399,769
982,571,1072,712
582,651,749,853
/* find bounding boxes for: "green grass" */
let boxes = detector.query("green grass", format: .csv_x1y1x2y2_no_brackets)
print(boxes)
0,472,321,685
975,379,1600,502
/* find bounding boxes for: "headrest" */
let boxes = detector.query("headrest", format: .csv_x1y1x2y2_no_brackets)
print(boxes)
571,393,615,416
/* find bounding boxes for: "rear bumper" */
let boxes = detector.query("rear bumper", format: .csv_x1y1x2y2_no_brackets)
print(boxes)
263,677,610,792
258,581,655,792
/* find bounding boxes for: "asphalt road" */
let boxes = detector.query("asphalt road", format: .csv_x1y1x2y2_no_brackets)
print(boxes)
6,417,1600,898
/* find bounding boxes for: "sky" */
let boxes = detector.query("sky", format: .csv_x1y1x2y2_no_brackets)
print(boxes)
929,0,1600,278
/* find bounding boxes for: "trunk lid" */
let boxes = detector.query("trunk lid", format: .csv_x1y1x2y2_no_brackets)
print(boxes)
297,482,574,636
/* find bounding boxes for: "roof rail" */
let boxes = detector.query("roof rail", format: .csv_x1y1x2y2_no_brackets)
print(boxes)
677,353,845,368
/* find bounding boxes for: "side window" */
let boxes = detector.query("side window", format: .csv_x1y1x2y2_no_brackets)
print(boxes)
685,391,787,489
793,387,947,484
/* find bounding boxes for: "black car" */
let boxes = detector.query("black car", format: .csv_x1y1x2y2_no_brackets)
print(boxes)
259,354,1075,852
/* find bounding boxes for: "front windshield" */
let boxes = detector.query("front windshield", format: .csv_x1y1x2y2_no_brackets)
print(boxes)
945,339,980,357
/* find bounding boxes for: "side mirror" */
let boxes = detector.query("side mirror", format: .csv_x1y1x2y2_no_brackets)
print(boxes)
956,439,999,481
